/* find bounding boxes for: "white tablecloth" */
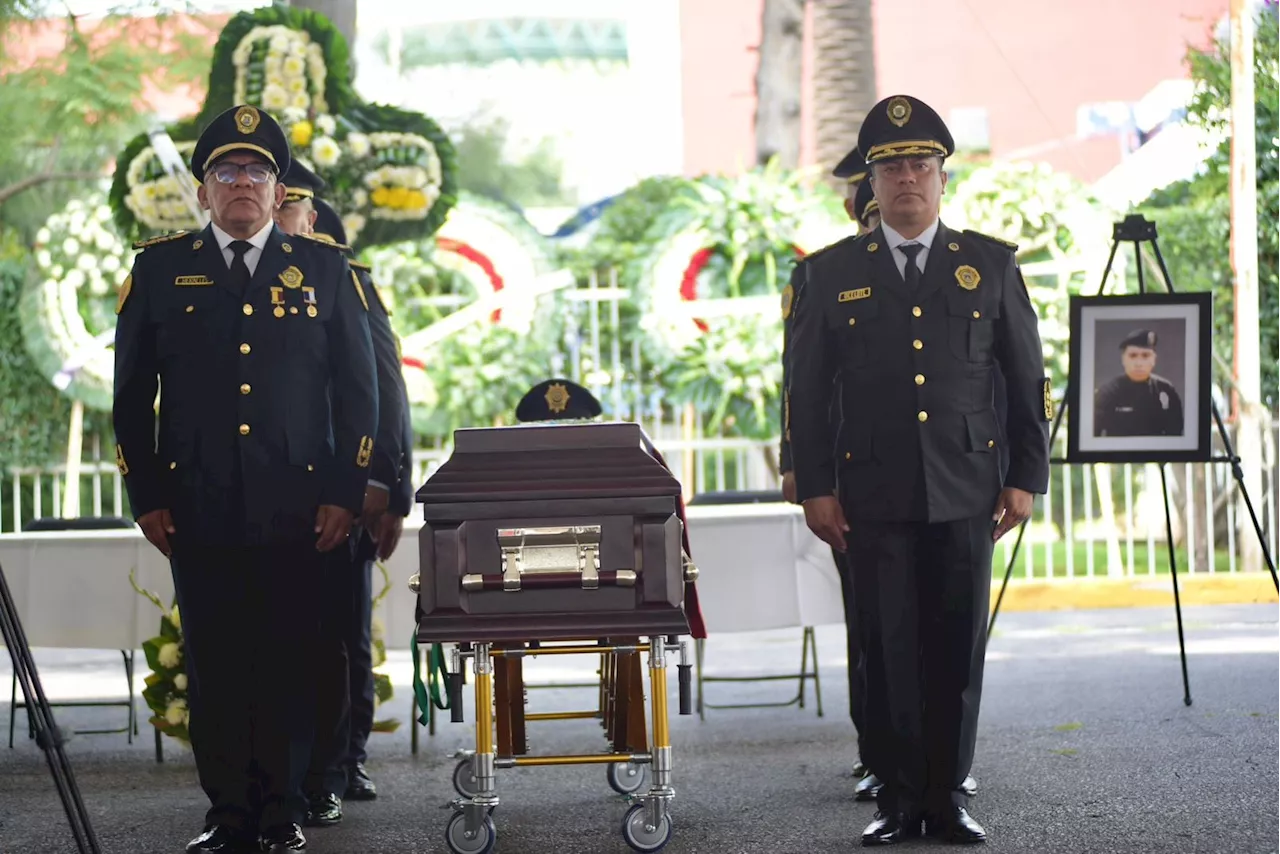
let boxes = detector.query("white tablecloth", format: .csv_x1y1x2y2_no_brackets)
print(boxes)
0,503,844,650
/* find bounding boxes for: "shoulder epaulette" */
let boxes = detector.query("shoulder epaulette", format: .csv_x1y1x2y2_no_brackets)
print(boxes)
132,231,189,250
296,232,351,252
349,259,371,271
799,233,860,265
963,229,1019,252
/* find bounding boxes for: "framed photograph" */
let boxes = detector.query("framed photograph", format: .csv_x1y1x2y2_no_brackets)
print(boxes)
1067,293,1212,463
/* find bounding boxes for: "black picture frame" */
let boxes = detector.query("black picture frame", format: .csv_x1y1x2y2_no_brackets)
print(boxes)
1066,292,1213,463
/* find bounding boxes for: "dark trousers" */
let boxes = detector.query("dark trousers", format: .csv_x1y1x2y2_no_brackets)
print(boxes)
304,533,376,798
170,541,323,833
833,546,866,756
846,515,993,817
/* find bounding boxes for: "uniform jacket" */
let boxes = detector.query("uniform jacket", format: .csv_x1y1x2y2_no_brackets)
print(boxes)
1093,373,1183,437
788,222,1049,523
112,224,378,545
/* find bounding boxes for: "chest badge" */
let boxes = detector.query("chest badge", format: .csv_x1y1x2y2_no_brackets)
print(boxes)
781,284,795,319
279,266,304,289
954,265,981,291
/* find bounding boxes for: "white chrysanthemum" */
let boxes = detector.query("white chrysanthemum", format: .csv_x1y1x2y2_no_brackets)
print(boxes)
262,84,290,111
282,106,306,124
94,230,116,252
164,698,187,726
282,55,305,78
173,673,188,692
312,136,340,167
342,213,365,241
35,227,50,245
64,269,85,289
286,76,306,94
76,253,95,272
50,265,63,279
157,642,181,669
351,188,368,208
62,237,80,255
290,92,310,111
315,114,335,136
346,133,370,158
88,275,109,296
269,34,291,52
36,250,51,268
101,254,121,274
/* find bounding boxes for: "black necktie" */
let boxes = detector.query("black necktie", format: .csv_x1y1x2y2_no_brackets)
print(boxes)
228,240,252,296
899,242,923,289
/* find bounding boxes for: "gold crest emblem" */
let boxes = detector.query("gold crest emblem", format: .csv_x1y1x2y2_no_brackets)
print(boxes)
235,106,260,135
279,266,304,289
115,274,132,315
192,239,204,251
948,242,960,252
356,436,373,468
545,382,571,414
780,283,795,319
954,265,981,291
887,96,912,128
867,242,879,253
115,443,129,476
281,242,292,254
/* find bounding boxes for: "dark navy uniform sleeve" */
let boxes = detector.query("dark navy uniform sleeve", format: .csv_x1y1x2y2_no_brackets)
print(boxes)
390,405,415,518
360,268,406,494
788,257,840,502
992,253,1050,494
779,263,804,474
322,259,379,513
112,261,163,518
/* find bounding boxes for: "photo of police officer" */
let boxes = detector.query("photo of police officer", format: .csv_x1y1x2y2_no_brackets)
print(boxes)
1092,320,1186,437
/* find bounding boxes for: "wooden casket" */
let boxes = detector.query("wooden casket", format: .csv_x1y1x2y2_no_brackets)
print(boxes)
414,421,692,644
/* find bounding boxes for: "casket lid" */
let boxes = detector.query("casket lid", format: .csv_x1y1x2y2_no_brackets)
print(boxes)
416,421,682,505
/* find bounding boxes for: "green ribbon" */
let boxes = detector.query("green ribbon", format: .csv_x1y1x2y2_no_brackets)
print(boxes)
410,632,452,726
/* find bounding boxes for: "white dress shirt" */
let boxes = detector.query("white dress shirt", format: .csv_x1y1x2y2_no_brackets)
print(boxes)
880,219,940,280
210,220,274,275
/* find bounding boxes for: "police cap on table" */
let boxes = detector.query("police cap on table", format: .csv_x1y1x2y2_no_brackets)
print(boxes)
190,104,291,182
280,159,326,205
1120,329,1158,350
516,379,603,423
857,94,955,165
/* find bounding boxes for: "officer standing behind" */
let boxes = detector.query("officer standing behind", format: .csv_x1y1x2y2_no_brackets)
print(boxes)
1094,329,1183,436
788,95,1050,846
113,105,378,854
273,162,413,823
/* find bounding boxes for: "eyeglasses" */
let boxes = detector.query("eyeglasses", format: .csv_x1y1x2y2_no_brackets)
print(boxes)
207,162,275,185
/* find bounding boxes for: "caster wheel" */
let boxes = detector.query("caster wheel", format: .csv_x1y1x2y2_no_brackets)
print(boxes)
621,803,673,853
445,811,497,854
452,758,481,799
606,761,647,795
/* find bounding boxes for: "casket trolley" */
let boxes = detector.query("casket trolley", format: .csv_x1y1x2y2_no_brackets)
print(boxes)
412,422,698,854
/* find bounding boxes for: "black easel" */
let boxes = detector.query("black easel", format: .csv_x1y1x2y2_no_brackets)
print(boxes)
988,215,1279,707
0,561,102,854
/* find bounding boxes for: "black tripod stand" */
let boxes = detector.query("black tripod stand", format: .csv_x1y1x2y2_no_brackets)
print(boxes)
0,560,102,854
988,214,1279,706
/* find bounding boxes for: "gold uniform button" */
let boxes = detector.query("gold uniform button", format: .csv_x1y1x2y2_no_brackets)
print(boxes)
239,424,250,436
290,306,299,315
844,452,851,461
239,343,251,355
987,440,996,448
848,317,856,326
306,464,314,472
918,411,929,423
243,303,254,316
169,461,177,470
240,383,251,395
972,310,981,319
912,306,922,317
912,339,923,350
185,305,194,313
915,374,925,386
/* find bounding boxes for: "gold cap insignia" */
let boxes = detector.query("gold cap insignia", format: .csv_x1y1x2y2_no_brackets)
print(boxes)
115,273,133,315
545,382,571,414
279,266,304,289
954,265,981,291
115,443,129,475
887,96,912,128
867,242,879,253
356,436,373,468
235,106,260,135
780,283,795,319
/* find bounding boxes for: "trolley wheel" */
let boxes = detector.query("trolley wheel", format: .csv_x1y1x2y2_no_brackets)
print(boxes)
621,803,673,853
445,811,497,854
452,758,481,799
606,761,648,795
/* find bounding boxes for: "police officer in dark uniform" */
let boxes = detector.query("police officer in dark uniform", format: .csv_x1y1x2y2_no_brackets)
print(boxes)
789,95,1050,846
272,164,413,824
1094,329,1183,436
113,105,378,853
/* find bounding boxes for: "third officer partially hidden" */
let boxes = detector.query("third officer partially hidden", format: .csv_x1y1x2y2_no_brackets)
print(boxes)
1094,329,1184,436
788,95,1050,846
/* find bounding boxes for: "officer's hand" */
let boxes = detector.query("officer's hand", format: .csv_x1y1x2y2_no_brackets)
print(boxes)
361,484,390,525
992,487,1034,542
781,471,797,504
137,509,176,557
315,504,354,552
802,495,849,552
374,513,405,561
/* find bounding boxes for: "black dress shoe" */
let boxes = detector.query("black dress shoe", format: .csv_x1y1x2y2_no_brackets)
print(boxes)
959,775,978,798
854,773,883,801
926,807,987,844
851,760,868,779
303,792,343,827
343,763,377,801
186,825,254,853
260,823,307,853
861,811,921,846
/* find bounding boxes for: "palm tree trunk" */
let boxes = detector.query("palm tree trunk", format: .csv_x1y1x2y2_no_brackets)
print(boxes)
812,0,877,191
754,0,805,168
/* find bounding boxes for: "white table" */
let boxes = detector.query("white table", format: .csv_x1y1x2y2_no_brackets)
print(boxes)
0,504,844,651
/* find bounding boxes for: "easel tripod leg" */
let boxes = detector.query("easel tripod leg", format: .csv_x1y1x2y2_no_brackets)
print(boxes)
1159,465,1193,707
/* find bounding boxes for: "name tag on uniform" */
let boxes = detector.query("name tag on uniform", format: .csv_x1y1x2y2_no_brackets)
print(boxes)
838,287,872,303
174,275,213,286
